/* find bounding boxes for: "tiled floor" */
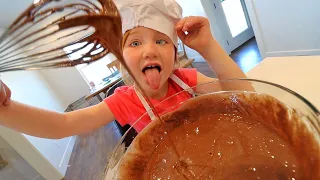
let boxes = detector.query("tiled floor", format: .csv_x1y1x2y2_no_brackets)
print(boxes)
64,38,262,180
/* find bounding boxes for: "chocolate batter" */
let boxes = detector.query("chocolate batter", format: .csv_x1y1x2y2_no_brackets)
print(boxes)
117,92,320,180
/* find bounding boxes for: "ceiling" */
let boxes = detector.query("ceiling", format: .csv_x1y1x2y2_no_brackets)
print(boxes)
0,0,34,28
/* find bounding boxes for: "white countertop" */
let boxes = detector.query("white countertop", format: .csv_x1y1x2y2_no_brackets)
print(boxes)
246,56,320,111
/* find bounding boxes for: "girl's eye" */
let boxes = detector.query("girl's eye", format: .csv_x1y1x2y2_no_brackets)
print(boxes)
130,41,141,47
156,39,167,45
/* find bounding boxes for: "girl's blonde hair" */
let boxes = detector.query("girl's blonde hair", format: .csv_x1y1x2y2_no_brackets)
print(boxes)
120,31,135,85
120,30,179,86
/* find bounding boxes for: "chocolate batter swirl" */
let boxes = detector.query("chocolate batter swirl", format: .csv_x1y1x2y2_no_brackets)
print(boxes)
117,92,320,180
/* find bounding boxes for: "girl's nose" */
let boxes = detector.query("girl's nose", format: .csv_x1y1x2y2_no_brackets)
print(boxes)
142,43,157,60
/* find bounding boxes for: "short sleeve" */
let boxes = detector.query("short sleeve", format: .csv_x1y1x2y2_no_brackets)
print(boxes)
104,89,130,126
174,68,197,87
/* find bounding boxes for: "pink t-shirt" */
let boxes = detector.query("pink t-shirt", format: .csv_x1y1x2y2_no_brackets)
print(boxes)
104,68,197,133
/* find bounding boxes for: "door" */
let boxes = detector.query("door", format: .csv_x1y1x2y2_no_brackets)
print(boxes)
213,0,254,52
245,0,320,58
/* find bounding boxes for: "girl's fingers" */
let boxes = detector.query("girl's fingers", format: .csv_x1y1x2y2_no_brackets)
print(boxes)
184,16,206,31
177,29,187,42
175,16,189,31
176,17,192,42
2,83,11,106
176,16,199,31
177,16,206,34
176,16,208,44
0,83,6,105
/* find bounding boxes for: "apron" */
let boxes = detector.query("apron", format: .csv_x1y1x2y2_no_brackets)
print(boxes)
135,74,196,120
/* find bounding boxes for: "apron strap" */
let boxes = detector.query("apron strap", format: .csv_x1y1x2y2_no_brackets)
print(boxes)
135,73,196,120
170,74,196,97
135,88,157,120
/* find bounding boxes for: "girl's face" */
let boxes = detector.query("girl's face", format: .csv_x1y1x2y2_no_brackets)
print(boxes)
123,27,176,92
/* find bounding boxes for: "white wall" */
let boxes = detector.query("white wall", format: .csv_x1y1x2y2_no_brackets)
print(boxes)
175,0,228,62
0,70,76,175
39,68,90,110
0,0,34,28
176,0,207,62
245,0,320,58
1,71,65,111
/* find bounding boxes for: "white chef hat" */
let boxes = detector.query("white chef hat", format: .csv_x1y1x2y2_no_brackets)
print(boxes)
115,0,183,47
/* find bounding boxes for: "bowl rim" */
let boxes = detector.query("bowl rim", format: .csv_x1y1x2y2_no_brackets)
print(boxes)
158,78,319,114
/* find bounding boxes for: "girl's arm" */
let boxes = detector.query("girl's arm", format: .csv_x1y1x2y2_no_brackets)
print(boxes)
198,38,247,80
176,16,251,93
0,97,115,139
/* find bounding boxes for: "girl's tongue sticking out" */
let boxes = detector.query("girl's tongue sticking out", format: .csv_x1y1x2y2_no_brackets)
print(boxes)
143,65,161,90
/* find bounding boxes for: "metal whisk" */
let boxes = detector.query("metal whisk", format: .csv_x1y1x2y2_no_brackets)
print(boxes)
0,0,123,73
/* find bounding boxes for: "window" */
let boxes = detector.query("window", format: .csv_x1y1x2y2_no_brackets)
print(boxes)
221,0,249,37
76,55,117,87
64,43,117,88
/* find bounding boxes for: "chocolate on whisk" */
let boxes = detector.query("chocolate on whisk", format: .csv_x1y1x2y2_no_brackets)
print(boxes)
0,0,122,72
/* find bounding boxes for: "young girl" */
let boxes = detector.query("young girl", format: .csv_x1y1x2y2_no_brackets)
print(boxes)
0,0,246,138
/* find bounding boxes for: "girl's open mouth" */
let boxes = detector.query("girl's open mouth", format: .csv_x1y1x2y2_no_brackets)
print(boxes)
142,64,162,90
142,65,162,73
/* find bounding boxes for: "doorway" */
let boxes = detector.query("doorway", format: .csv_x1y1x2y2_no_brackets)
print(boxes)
213,0,255,53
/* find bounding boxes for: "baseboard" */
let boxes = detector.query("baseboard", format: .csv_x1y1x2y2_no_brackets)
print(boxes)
58,136,76,175
266,49,320,57
0,127,64,180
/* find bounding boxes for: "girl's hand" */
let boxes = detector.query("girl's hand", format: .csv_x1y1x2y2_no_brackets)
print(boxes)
0,81,11,106
175,16,214,54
